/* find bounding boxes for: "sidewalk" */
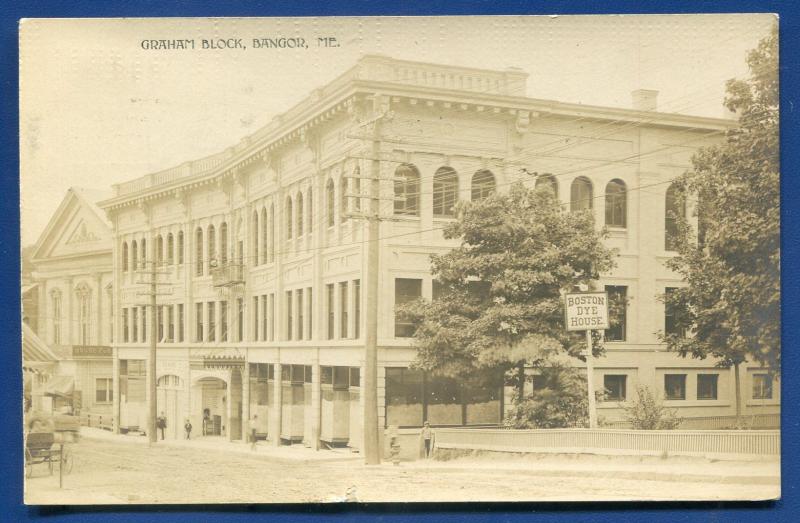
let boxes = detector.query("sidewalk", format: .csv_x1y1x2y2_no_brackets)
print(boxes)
79,427,361,464
403,452,780,486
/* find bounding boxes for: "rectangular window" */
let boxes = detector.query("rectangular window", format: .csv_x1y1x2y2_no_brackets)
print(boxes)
132,307,139,343
167,305,174,342
532,374,547,392
604,375,627,401
327,283,335,340
752,374,773,400
237,298,244,342
664,287,685,337
605,285,627,342
697,374,719,400
196,302,203,342
353,280,360,339
349,367,360,388
220,300,228,342
286,291,293,341
339,281,348,339
394,278,422,337
261,295,268,342
122,359,146,403
307,287,313,340
385,367,424,427
207,302,215,342
140,306,147,342
297,288,304,341
269,293,275,341
123,307,129,342
664,374,687,400
95,378,112,403
157,306,164,342
177,304,184,342
432,280,444,301
253,296,259,341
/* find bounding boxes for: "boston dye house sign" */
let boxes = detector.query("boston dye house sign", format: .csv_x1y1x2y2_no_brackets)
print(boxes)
564,292,610,429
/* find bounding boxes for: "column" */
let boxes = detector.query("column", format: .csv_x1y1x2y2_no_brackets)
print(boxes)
112,347,120,434
271,361,283,446
242,360,250,443
311,349,321,450
226,369,233,441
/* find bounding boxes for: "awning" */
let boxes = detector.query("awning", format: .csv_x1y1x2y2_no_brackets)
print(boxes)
43,375,75,398
22,323,59,364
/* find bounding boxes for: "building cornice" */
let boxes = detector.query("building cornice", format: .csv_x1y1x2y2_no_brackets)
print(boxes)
98,55,737,212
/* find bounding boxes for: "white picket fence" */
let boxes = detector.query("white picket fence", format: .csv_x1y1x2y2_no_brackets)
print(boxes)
434,428,780,459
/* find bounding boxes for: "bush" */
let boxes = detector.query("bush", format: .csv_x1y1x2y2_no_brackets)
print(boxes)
504,364,589,429
624,385,681,430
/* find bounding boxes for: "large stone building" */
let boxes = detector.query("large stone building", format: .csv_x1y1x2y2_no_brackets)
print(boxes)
25,187,115,421
92,55,777,446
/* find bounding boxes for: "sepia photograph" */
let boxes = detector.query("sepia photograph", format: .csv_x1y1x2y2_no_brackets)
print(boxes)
19,14,780,504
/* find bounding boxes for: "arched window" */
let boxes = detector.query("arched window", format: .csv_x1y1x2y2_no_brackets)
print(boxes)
535,174,558,199
340,177,349,223
433,166,459,217
131,241,138,271
252,210,260,265
296,192,304,237
76,283,91,345
665,183,686,251
177,230,184,265
269,204,275,262
261,207,268,264
195,227,204,276
605,179,627,228
207,224,216,264
326,179,335,227
167,233,174,265
471,169,496,201
122,242,129,272
306,188,313,234
570,176,593,211
285,196,293,240
156,235,164,265
394,164,421,216
220,222,228,264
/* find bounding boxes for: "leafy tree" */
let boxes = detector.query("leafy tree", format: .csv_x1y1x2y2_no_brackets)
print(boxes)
400,182,616,401
660,26,779,417
623,386,681,430
504,363,589,429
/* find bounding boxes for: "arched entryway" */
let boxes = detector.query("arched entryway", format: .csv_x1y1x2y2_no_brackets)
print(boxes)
156,374,185,440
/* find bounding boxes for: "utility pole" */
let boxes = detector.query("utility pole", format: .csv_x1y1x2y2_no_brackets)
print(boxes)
363,96,383,466
345,95,395,465
136,237,173,446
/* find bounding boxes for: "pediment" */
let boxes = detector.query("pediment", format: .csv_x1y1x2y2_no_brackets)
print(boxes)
32,189,112,262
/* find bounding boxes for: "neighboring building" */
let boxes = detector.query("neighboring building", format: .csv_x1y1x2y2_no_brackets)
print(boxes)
95,55,778,446
26,187,115,422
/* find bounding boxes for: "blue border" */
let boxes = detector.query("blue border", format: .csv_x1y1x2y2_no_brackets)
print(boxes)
2,1,797,521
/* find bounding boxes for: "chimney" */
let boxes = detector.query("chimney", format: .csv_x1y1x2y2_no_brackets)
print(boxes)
631,89,659,112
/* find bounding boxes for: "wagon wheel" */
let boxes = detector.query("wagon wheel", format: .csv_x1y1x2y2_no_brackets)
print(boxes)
61,447,74,475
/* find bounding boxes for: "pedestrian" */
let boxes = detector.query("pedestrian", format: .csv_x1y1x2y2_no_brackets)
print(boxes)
420,421,434,458
248,414,258,451
184,419,192,440
202,408,210,436
157,411,167,440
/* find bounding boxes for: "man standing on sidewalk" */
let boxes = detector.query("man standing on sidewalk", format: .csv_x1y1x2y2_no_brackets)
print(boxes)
157,412,167,440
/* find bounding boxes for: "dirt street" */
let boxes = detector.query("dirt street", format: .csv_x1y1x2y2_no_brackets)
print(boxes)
24,436,780,504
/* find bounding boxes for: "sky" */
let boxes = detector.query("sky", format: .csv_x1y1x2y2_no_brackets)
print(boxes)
19,14,777,246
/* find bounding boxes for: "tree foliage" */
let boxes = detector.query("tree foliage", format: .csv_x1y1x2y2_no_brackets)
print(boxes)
504,363,589,429
661,26,780,371
400,182,616,388
623,386,681,430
